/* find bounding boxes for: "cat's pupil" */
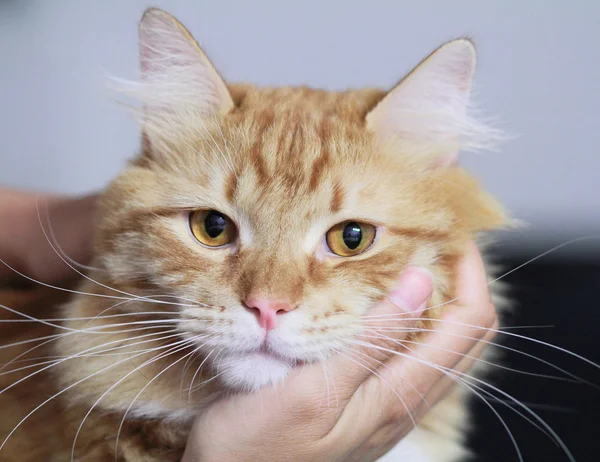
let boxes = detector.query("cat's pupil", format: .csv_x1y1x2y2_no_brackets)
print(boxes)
342,222,362,249
204,212,227,238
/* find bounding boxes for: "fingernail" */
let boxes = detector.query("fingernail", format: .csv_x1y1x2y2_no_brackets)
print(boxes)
388,267,434,314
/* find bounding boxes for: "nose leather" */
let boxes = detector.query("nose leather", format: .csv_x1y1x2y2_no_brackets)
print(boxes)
245,297,296,330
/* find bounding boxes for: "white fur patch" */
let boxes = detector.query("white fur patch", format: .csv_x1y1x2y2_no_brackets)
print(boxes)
380,429,440,462
217,352,292,391
303,218,331,254
114,401,196,422
380,425,466,462
236,212,254,247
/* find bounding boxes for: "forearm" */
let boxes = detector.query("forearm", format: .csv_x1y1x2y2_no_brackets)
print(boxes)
0,188,97,284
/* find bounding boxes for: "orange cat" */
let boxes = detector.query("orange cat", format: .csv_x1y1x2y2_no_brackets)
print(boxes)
0,8,508,461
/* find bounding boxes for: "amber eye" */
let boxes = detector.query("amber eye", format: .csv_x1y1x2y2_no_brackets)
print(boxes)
189,210,237,247
325,221,376,257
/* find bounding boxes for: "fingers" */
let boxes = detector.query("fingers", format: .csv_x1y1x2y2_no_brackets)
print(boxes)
325,267,434,397
354,242,498,433
355,323,496,462
451,241,496,328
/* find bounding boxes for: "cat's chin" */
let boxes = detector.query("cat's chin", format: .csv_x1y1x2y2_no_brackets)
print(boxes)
217,351,293,391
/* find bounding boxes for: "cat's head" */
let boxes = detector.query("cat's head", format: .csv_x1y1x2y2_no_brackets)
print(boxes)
96,9,507,391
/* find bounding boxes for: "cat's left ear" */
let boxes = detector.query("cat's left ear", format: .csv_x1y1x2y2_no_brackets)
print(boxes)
138,8,234,116
366,39,481,167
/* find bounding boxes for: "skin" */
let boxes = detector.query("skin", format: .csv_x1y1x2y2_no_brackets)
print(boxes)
0,190,497,461
0,188,97,284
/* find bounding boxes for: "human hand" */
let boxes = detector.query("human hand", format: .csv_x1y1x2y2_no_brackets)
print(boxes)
182,242,497,462
0,189,97,285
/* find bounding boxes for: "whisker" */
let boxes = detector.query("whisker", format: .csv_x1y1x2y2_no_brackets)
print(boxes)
358,321,600,387
0,302,181,335
0,321,176,357
481,399,579,414
0,331,70,351
320,352,332,408
362,236,600,321
322,351,340,409
0,330,185,398
396,341,563,451
0,311,182,323
187,368,224,394
360,331,577,382
486,235,600,286
0,328,180,376
427,359,525,462
332,348,418,429
344,346,434,415
0,256,200,313
80,293,226,331
0,338,183,376
81,298,167,328
35,198,201,309
0,332,196,451
188,347,219,405
67,330,181,359
0,302,103,333
179,345,202,396
0,358,63,375
351,339,576,462
70,335,203,462
0,258,146,302
112,337,212,462
41,197,104,273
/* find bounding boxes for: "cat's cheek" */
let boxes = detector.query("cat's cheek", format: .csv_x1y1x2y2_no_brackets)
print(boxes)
217,353,292,391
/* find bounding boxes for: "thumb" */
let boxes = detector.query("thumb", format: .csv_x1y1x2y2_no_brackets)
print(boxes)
327,267,434,396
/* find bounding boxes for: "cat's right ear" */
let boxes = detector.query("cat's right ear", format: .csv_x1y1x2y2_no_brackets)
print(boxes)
138,8,234,117
366,39,499,167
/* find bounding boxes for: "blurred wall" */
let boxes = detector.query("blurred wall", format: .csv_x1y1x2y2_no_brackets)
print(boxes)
0,0,598,253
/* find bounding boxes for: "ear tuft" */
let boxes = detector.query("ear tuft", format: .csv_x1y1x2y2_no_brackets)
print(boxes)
366,38,502,166
138,8,233,115
111,8,233,129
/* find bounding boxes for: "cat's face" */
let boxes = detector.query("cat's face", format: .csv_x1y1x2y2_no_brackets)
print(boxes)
95,9,506,391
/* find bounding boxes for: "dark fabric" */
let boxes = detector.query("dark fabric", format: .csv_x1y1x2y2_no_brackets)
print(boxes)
468,254,600,462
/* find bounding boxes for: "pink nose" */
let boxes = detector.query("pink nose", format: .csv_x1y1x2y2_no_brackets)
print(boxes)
244,297,296,330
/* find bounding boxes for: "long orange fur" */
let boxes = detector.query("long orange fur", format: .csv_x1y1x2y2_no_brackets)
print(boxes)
0,8,508,461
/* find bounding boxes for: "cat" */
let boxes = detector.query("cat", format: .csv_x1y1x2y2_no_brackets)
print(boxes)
0,8,509,461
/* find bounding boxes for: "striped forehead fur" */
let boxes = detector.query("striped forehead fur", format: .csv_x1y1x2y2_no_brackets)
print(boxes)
96,6,510,402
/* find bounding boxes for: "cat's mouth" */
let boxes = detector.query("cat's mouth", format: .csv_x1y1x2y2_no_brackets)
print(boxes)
212,344,301,391
254,344,303,365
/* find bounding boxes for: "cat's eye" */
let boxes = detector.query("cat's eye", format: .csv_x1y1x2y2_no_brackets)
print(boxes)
325,221,376,257
189,210,237,247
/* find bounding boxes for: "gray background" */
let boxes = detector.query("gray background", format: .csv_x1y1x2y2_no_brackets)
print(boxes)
1,0,598,254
